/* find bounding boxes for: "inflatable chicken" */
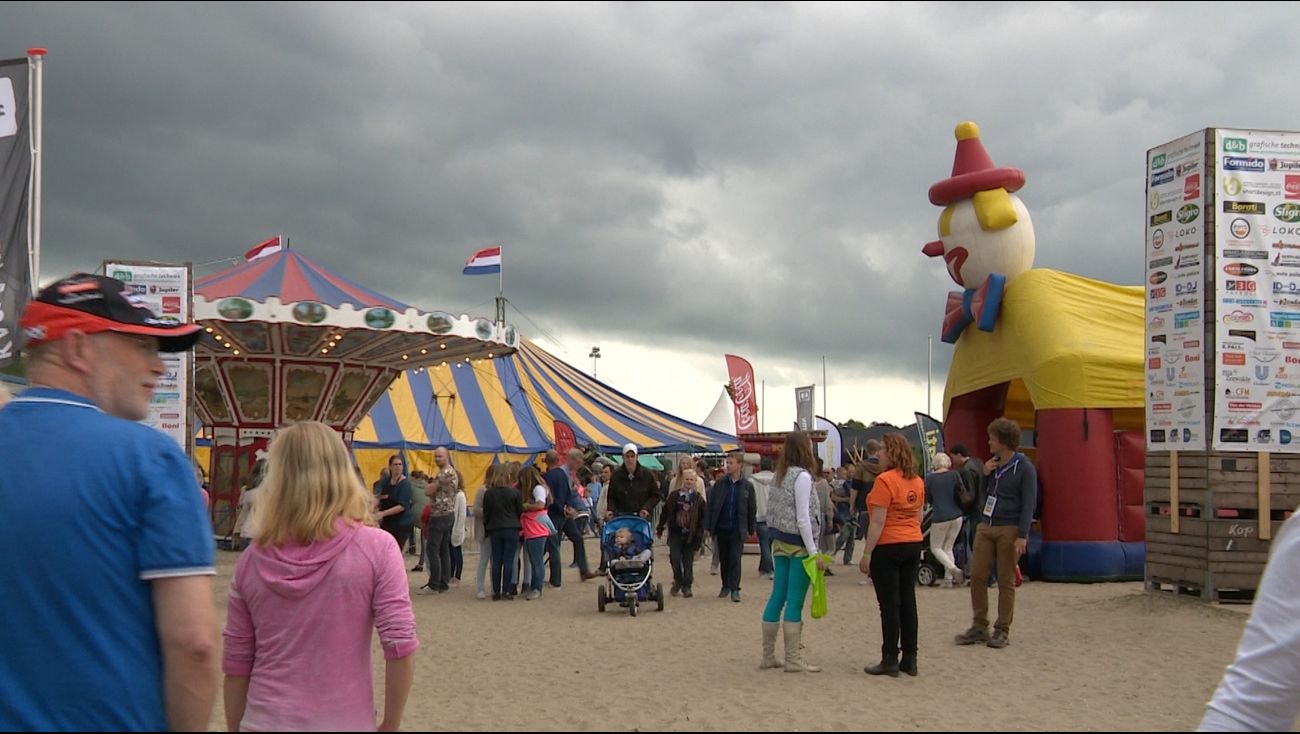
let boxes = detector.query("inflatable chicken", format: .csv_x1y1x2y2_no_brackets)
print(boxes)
923,121,1035,343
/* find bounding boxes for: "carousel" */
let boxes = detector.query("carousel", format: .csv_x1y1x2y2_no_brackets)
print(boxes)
193,246,515,533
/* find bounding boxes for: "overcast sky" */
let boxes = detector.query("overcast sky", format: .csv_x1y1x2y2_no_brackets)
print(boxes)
4,2,1299,430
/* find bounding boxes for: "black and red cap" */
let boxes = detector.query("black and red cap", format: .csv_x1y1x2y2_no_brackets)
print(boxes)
19,273,203,352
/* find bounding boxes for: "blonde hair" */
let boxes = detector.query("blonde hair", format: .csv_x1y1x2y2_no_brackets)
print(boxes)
254,421,374,547
931,453,952,472
502,461,522,488
680,468,698,491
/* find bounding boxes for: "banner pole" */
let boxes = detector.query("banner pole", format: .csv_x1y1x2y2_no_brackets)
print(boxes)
26,48,46,294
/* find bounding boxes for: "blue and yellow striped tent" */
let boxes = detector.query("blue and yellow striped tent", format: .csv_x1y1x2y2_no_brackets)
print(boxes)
349,339,737,488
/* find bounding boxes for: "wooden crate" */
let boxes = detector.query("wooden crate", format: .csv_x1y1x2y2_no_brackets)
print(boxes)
1144,450,1294,602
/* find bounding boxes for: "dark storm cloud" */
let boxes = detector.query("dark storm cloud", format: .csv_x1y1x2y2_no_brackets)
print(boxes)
2,2,1298,383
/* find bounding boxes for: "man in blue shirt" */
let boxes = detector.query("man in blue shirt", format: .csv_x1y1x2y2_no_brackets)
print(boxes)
706,451,757,602
0,274,218,731
544,448,597,587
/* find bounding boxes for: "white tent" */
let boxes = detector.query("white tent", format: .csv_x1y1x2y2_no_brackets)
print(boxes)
701,387,736,435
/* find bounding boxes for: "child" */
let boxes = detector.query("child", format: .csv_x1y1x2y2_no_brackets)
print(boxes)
611,527,651,565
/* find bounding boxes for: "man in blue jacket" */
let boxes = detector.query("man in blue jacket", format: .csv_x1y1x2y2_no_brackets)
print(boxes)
954,418,1038,650
544,448,597,587
706,450,757,603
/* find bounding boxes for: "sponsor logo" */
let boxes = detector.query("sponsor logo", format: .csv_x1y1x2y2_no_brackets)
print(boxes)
1224,248,1268,259
1177,297,1198,307
1149,271,1168,284
1267,390,1295,398
1224,353,1247,365
1231,218,1252,239
1175,281,1198,296
1149,429,1166,443
1148,357,1161,369
1176,160,1199,176
1149,316,1166,329
1150,334,1167,344
1223,155,1266,171
1177,204,1200,224
1273,283,1300,295
1261,224,1300,237
1229,329,1257,341
1174,311,1199,328
1285,340,1300,349
1226,387,1252,398
1152,168,1174,186
1270,158,1300,171
1274,253,1300,268
1276,202,1300,222
1257,366,1271,382
1151,153,1166,170
1273,400,1298,421
1221,341,1245,351
1223,176,1243,196
1223,310,1255,324
1288,176,1300,200
1151,402,1171,412
1224,298,1267,307
1226,280,1257,292
1175,255,1199,269
1149,303,1173,314
1229,401,1263,411
1149,287,1166,299
1289,355,1300,365
1184,174,1201,200
1184,353,1200,363
1256,430,1273,444
1224,200,1266,215
1224,262,1259,276
1220,429,1249,443
1223,371,1251,382
1182,339,1200,349
161,296,181,314
1150,389,1166,400
1151,211,1173,226
1224,137,1249,154
1151,228,1165,249
1150,256,1173,268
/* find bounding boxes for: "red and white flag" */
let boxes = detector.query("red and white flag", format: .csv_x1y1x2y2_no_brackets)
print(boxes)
244,236,283,262
463,246,502,275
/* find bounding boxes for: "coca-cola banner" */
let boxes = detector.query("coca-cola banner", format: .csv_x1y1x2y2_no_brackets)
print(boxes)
724,354,759,434
553,419,576,455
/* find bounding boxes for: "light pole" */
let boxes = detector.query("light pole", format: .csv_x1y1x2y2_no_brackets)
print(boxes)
589,346,601,378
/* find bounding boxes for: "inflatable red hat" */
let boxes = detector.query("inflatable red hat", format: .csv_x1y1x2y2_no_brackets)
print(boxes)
928,121,1025,206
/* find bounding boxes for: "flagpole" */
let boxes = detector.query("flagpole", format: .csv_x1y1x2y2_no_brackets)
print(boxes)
495,246,505,326
927,334,933,417
27,48,46,294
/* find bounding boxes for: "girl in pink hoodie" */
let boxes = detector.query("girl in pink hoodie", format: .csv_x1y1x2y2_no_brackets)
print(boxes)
222,421,419,732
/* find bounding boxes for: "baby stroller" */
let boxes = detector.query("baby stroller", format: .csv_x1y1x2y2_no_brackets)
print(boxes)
917,504,948,587
597,516,665,617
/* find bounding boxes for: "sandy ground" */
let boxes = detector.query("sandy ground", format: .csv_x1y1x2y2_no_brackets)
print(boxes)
207,537,1252,732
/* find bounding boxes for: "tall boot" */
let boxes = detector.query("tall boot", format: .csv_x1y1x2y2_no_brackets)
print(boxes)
760,622,782,669
783,621,821,673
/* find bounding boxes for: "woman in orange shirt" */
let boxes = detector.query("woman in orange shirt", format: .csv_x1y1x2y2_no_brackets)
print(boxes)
857,433,925,677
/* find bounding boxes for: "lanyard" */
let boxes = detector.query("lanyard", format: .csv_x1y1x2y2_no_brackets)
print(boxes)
8,396,103,413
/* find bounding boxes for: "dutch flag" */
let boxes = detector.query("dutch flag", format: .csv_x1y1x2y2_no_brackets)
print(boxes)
244,236,283,262
463,246,502,275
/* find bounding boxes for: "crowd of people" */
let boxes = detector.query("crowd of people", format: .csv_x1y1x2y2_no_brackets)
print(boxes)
4,272,1300,731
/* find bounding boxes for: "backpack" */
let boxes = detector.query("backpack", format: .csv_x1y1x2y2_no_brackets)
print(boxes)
954,474,975,512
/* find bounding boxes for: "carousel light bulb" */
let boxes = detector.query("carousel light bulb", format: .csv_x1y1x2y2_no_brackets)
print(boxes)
442,361,447,367
420,348,428,355
204,327,213,333
488,353,493,358
232,350,240,356
321,348,328,354
439,343,446,350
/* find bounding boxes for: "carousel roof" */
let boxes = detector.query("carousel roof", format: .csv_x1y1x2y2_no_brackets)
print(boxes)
196,249,408,310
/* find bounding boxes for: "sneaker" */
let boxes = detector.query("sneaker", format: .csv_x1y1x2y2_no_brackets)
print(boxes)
411,565,424,573
730,590,741,603
682,587,693,598
670,583,681,597
476,591,487,600
987,630,1010,649
954,625,991,645
824,569,835,577
709,568,719,575
450,577,460,585
415,585,439,596
718,588,730,598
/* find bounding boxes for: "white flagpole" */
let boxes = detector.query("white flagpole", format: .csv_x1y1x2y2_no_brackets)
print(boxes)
496,246,505,326
26,48,46,294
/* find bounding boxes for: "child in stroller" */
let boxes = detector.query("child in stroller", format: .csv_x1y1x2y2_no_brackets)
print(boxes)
597,516,665,616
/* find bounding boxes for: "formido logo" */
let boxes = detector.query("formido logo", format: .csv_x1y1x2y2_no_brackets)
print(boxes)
1224,137,1249,154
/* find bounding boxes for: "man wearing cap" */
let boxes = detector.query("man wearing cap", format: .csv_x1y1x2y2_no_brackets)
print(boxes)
0,274,218,730
604,444,661,519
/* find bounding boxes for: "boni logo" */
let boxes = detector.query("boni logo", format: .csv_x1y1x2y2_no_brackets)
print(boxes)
1184,174,1201,200
1231,218,1252,239
1224,262,1259,277
1176,204,1200,224
1151,153,1167,170
1151,228,1165,249
1223,156,1266,172
1149,271,1168,285
1275,202,1300,222
1222,310,1254,324
1151,168,1175,186
1224,137,1249,154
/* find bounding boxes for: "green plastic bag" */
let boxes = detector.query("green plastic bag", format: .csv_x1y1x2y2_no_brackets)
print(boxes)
802,553,832,619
